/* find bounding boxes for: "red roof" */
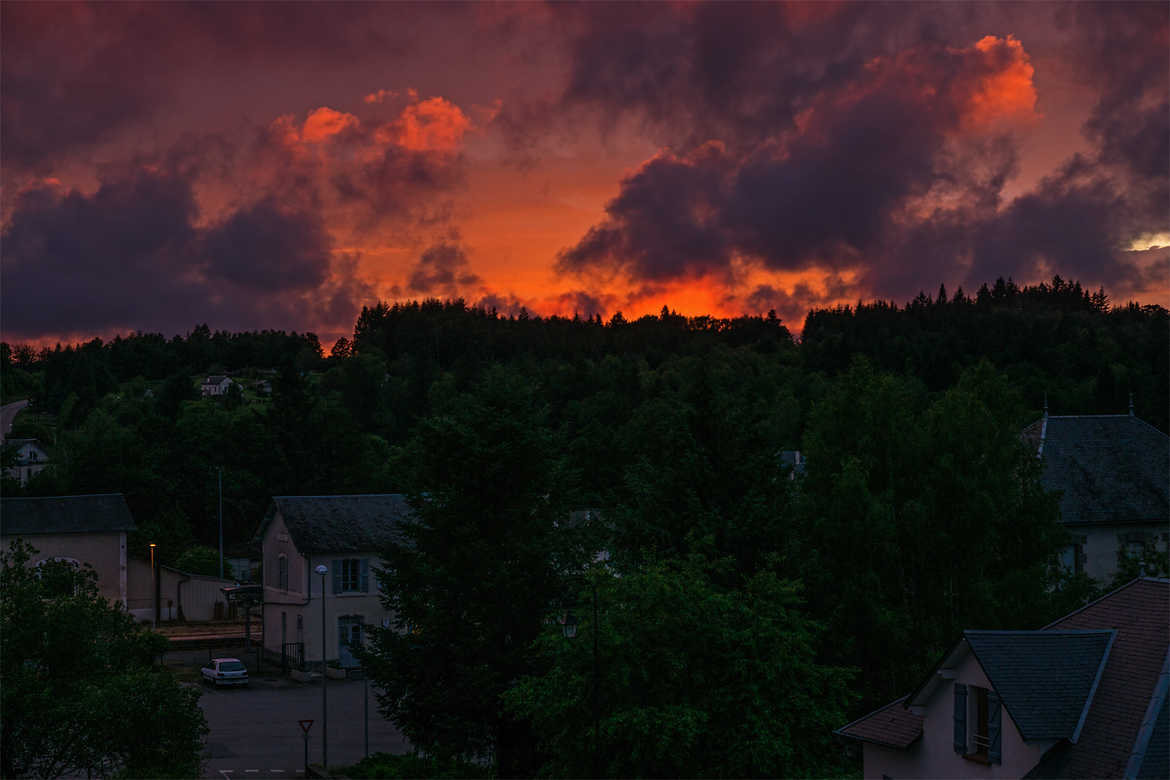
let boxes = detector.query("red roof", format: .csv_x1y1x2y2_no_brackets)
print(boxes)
834,696,923,749
1038,578,1169,778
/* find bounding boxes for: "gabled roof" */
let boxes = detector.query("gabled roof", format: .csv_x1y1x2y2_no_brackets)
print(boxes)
203,375,230,384
1,494,136,535
1039,578,1170,778
257,494,412,555
834,696,923,749
837,578,1170,777
964,630,1115,742
1027,414,1169,525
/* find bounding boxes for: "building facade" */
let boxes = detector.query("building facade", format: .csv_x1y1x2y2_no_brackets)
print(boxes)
256,494,412,669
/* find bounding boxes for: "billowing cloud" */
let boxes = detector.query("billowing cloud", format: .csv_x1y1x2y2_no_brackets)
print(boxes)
408,240,481,296
0,168,373,341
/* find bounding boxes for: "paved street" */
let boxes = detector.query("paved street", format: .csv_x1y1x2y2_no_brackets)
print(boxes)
199,674,409,778
0,399,29,442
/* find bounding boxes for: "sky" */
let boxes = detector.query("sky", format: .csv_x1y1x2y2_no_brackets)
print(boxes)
2,1,1167,346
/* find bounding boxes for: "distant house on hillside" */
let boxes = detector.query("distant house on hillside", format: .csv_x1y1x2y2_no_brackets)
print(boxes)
1021,408,1169,582
201,375,233,396
254,494,413,672
0,494,135,605
3,438,49,485
836,577,1169,779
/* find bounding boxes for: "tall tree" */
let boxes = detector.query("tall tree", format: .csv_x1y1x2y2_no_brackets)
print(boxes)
365,365,575,776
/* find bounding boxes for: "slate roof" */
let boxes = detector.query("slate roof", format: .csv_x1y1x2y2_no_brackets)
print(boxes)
1134,681,1168,779
1028,414,1170,526
1,494,136,535
1039,579,1170,778
964,630,1115,741
834,697,923,749
837,579,1170,779
260,494,413,554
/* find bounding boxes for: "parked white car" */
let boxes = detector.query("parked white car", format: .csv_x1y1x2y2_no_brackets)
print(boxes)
201,657,249,687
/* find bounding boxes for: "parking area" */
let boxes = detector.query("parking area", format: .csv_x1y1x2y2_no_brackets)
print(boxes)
192,651,409,778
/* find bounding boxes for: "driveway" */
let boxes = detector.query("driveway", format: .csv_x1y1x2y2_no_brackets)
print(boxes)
199,673,410,778
0,399,29,442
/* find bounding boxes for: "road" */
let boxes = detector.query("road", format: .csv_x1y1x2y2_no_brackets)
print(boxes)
199,675,409,778
0,399,29,442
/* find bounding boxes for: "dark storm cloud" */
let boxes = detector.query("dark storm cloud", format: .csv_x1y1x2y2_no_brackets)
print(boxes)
556,1,1168,303
0,1,425,173
0,168,373,340
408,241,481,296
201,200,333,292
560,34,1023,282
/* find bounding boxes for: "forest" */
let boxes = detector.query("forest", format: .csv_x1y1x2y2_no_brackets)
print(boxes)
2,275,1167,776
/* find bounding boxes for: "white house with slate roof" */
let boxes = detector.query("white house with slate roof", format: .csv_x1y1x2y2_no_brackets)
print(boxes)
1021,409,1170,582
1,494,135,605
255,494,412,670
836,578,1169,779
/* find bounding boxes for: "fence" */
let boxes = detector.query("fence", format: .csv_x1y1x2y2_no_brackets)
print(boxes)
282,641,305,673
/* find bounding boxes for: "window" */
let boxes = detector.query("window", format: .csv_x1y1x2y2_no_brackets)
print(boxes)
278,554,288,591
331,558,369,593
971,686,990,758
955,683,1001,764
1059,536,1087,574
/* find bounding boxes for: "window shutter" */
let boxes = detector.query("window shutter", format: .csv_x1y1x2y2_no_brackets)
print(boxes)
988,691,1002,764
360,559,369,592
953,683,968,754
332,561,341,594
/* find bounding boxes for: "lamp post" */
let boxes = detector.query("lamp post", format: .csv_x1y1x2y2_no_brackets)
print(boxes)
314,564,329,770
562,579,600,779
217,467,223,580
362,625,369,759
149,543,158,629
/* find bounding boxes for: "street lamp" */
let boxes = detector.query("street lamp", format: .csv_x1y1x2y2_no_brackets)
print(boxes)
562,579,600,779
149,543,158,629
314,564,329,770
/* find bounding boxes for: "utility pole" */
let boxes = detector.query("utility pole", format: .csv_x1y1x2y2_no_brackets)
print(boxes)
218,467,224,579
315,564,329,770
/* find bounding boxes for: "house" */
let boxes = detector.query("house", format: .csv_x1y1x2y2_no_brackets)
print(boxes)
3,438,49,485
835,577,1169,779
124,559,236,623
1022,408,1170,582
0,494,135,605
201,375,233,396
254,494,412,671
779,449,807,479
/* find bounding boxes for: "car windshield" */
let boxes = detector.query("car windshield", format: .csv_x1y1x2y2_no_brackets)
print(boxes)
220,662,246,672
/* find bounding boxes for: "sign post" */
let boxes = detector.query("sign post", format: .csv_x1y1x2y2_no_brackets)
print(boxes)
298,720,314,774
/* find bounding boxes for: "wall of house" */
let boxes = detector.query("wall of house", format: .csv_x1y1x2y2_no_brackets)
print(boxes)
260,545,391,666
864,649,1054,779
2,531,127,605
1077,523,1169,582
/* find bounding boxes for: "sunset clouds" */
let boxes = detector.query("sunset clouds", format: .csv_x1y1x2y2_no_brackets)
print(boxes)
2,1,1166,342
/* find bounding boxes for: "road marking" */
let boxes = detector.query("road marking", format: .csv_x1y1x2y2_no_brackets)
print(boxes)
245,771,259,774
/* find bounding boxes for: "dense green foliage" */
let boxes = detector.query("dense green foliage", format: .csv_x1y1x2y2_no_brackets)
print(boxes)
0,540,208,778
175,544,234,579
1,277,1165,775
505,561,855,778
365,366,571,775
